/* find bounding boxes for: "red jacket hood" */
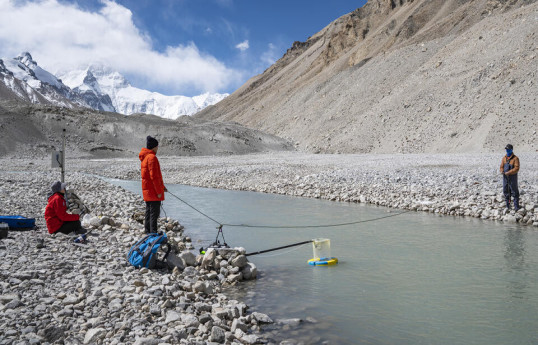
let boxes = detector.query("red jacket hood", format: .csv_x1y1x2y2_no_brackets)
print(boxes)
139,148,155,162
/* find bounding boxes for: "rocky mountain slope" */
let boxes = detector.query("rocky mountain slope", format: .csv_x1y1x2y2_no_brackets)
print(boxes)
196,0,537,154
0,100,293,158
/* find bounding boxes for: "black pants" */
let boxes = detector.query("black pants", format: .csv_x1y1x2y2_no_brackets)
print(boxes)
503,174,519,210
145,201,161,233
55,220,83,235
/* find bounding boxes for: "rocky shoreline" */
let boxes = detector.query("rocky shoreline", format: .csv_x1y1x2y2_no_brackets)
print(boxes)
0,168,289,345
73,152,537,227
1,152,537,344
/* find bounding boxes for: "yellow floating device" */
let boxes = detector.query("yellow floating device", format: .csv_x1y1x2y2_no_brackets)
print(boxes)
308,257,338,266
308,238,338,266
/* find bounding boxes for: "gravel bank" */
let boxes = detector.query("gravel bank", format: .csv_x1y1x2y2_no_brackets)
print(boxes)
70,152,538,226
0,168,288,345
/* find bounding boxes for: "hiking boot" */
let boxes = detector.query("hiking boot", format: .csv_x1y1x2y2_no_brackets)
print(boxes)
514,199,520,211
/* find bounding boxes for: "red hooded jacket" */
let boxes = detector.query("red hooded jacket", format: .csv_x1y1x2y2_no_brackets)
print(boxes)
45,193,80,234
139,148,165,201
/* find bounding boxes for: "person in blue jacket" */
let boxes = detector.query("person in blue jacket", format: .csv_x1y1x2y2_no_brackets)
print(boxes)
499,144,520,211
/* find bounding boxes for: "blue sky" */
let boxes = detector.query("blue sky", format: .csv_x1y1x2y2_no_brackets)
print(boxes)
1,0,367,96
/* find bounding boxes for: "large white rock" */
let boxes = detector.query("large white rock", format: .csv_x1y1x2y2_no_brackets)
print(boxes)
231,318,248,333
251,311,273,324
84,328,105,344
165,310,181,324
89,216,101,227
201,248,216,269
241,334,260,344
181,314,199,328
179,251,196,266
133,337,160,345
231,254,247,268
503,215,517,223
241,262,257,280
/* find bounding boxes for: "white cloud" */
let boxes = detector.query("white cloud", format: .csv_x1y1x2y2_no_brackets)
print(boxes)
235,40,249,52
0,0,241,94
261,43,279,66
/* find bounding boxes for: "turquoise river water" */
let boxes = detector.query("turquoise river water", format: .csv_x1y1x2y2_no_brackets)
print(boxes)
110,179,538,345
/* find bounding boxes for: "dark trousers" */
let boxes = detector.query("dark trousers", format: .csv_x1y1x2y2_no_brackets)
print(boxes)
55,220,83,235
145,201,161,233
503,174,519,209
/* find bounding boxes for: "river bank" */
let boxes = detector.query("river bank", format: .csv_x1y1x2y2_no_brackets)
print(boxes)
1,152,536,343
73,152,537,227
0,168,290,345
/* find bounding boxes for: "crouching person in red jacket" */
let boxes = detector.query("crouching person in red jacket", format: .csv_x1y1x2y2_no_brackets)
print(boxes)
45,181,86,235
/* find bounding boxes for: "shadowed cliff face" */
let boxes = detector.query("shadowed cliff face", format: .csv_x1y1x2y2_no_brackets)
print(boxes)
196,0,538,154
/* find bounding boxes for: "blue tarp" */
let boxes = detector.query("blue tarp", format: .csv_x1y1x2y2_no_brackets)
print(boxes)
0,215,36,229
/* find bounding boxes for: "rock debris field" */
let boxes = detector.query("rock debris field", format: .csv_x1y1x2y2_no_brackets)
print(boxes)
0,168,301,345
0,152,537,345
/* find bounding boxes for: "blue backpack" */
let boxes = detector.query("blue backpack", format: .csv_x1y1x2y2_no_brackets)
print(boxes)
127,232,170,269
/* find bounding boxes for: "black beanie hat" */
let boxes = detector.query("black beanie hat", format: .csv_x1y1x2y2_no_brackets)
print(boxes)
147,136,158,150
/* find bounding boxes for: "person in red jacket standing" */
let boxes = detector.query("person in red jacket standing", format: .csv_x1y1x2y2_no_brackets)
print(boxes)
139,136,167,233
45,181,85,235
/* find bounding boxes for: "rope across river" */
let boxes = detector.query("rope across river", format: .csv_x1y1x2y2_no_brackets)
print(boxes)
166,190,412,230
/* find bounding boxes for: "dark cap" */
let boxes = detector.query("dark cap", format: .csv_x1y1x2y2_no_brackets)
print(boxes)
505,144,513,150
51,181,66,193
146,136,158,150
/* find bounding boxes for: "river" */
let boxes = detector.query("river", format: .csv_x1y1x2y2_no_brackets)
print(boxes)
110,179,538,345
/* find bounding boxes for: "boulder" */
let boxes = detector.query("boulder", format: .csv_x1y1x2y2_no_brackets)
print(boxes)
84,328,105,344
100,216,110,225
503,215,517,223
210,326,226,343
251,312,273,324
201,249,217,269
165,310,181,324
181,314,199,328
231,318,248,333
241,262,257,280
231,255,247,268
179,251,196,266
241,334,260,344
133,337,160,345
227,272,243,283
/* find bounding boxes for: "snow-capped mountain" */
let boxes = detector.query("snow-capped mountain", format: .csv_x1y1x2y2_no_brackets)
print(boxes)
0,52,228,118
0,52,114,111
67,69,115,112
0,58,49,104
0,52,75,107
58,65,228,119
